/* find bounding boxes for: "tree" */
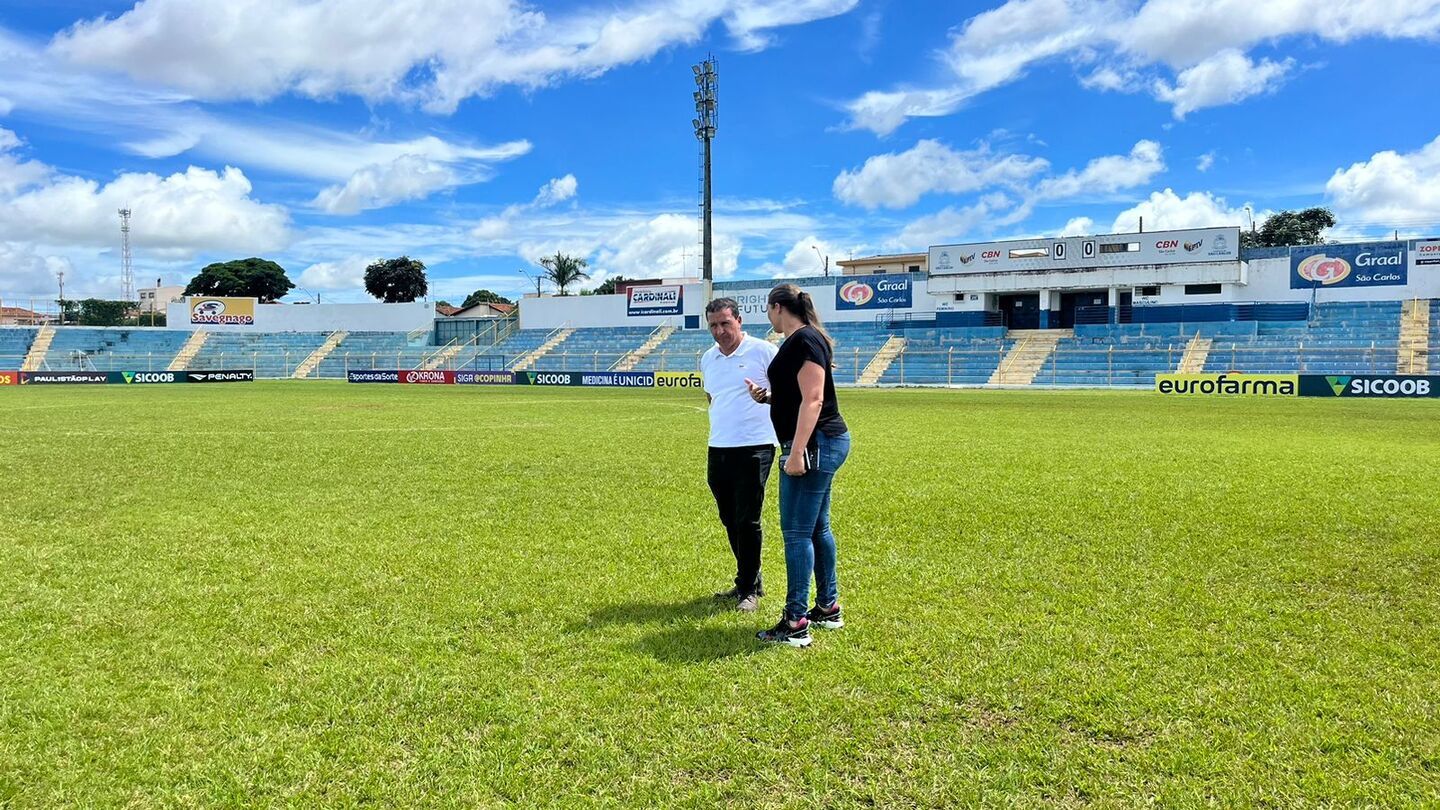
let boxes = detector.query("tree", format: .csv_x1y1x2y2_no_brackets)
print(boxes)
1240,207,1337,249
364,256,428,303
77,299,132,326
461,288,514,308
586,276,630,296
184,258,294,302
436,300,453,308
538,252,589,296
56,299,79,324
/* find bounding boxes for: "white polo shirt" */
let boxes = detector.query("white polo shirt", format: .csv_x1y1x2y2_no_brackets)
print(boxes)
701,335,779,448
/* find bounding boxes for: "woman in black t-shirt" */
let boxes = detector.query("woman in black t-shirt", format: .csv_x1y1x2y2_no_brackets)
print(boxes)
743,284,851,648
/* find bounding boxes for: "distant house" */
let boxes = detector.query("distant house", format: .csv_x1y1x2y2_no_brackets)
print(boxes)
436,303,462,317
446,301,516,318
0,306,48,326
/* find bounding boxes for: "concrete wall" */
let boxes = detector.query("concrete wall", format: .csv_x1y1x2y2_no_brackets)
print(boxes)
166,300,435,332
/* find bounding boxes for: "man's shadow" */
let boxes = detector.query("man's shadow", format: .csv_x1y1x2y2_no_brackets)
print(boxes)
570,595,765,663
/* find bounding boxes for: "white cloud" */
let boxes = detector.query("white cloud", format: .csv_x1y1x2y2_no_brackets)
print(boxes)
471,174,581,241
534,174,578,206
0,128,51,197
1325,135,1440,225
297,255,377,293
752,236,851,277
833,139,1048,209
844,0,1440,133
314,155,456,214
844,0,1115,134
592,213,740,280
50,0,857,113
1197,151,1216,172
1118,0,1440,67
1034,140,1165,199
1108,188,1255,233
893,194,1014,249
1058,216,1095,236
1152,50,1293,119
0,241,71,298
0,164,291,259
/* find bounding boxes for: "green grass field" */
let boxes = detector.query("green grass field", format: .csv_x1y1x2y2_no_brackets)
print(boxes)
2,383,1438,806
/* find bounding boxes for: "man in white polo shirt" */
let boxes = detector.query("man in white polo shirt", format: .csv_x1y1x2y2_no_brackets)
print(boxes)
701,297,779,612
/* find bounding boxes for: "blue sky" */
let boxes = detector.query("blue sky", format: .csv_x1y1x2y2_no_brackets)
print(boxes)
1,0,1438,305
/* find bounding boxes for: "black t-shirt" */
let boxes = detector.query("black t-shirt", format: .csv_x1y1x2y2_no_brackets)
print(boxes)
768,326,848,445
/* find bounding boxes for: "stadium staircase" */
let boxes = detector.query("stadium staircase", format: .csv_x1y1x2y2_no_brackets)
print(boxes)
1177,334,1213,373
989,329,1068,385
421,336,472,370
1398,299,1430,374
167,330,210,371
21,325,54,371
292,331,348,378
612,323,676,371
857,336,906,385
511,327,574,371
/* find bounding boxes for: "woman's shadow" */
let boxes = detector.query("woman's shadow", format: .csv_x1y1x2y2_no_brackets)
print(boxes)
571,595,765,663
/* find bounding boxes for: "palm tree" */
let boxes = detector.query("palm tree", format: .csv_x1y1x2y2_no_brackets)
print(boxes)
538,252,589,296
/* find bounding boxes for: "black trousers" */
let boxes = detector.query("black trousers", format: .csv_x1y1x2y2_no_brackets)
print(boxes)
706,444,775,594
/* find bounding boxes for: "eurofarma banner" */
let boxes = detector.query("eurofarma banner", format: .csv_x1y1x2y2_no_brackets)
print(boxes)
0,370,16,386
627,285,683,317
835,275,912,310
1155,373,1298,396
1290,242,1407,289
189,297,257,325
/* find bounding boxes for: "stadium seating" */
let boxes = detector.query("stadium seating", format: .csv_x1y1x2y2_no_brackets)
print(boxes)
188,332,332,378
28,327,191,371
1204,301,1402,375
0,328,36,368
5,298,1425,385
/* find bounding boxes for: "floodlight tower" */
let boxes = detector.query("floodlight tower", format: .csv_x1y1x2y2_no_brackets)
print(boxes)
118,208,135,304
691,57,718,284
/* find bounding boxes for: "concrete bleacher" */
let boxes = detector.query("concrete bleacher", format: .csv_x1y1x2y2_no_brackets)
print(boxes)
630,324,770,372
878,328,1011,385
0,327,36,368
30,327,191,371
5,298,1424,385
319,332,434,377
540,326,654,371
1204,301,1402,375
188,332,332,378
455,329,560,371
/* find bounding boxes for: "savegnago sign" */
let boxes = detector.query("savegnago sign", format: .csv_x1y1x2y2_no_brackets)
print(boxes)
189,296,257,325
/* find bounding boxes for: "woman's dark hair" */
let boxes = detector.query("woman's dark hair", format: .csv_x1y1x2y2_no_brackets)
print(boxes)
767,283,833,347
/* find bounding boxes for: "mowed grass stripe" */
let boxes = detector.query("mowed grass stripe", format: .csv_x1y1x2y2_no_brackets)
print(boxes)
1,383,1437,806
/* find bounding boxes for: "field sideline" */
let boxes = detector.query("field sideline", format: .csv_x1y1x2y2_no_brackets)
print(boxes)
2,383,1438,806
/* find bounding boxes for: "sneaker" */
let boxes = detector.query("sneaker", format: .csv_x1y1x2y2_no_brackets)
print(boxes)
805,603,844,629
756,616,812,648
714,583,765,600
736,593,759,612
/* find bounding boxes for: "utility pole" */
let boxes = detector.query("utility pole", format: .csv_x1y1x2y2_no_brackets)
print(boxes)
57,270,65,326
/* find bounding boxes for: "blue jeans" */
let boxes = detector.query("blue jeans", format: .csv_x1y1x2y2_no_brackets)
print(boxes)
778,431,851,620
